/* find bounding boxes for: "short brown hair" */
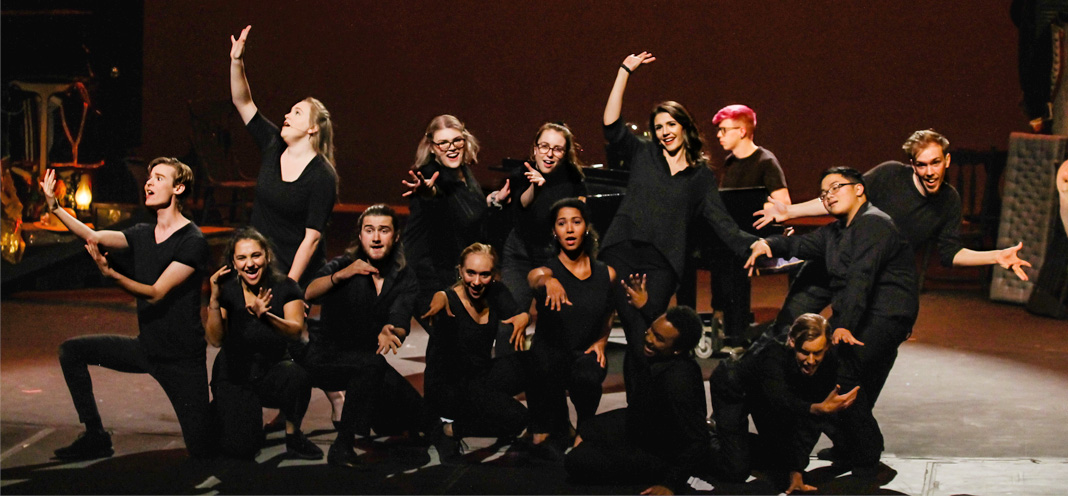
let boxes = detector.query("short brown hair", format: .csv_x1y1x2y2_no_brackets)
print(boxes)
788,313,829,350
901,129,949,161
147,157,194,205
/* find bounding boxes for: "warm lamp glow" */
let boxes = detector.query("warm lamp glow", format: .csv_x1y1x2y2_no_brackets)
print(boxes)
74,175,92,210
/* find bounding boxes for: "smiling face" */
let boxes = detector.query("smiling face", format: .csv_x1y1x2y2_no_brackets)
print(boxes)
281,101,317,142
911,143,950,195
788,333,829,377
459,252,494,300
643,315,681,357
232,238,269,288
653,112,684,154
553,206,586,253
431,127,466,169
533,129,567,174
359,215,395,261
820,173,862,218
144,164,183,209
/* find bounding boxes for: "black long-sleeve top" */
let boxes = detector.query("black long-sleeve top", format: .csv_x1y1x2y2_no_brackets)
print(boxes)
766,202,919,333
403,161,488,286
601,118,758,278
424,282,521,387
865,161,963,266
737,342,838,472
309,254,417,353
505,165,587,257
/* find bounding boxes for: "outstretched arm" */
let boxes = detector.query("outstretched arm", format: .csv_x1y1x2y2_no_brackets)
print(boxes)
40,169,127,248
229,24,258,124
528,266,571,311
603,51,655,126
951,242,1031,281
753,197,826,229
86,241,195,304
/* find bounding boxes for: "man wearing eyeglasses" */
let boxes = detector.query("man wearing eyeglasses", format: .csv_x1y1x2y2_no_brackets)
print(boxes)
746,166,919,475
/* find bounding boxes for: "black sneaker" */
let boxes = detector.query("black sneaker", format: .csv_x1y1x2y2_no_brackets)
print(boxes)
54,430,114,461
433,434,465,465
285,431,324,460
327,441,363,469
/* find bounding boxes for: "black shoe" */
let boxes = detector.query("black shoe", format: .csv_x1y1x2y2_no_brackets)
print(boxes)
433,434,464,464
816,446,842,462
285,431,324,460
327,441,363,469
530,439,566,462
54,430,114,461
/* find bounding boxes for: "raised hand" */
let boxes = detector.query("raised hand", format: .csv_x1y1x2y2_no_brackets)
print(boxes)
401,170,439,197
209,265,232,298
39,169,59,210
744,239,773,276
832,328,864,346
621,273,648,309
377,324,402,354
230,25,251,60
497,179,511,204
523,163,545,187
621,51,656,73
753,196,788,229
85,240,112,278
247,287,272,317
544,277,572,311
996,242,1031,281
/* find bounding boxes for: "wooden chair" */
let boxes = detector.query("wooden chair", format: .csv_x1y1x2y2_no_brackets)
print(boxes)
187,99,256,226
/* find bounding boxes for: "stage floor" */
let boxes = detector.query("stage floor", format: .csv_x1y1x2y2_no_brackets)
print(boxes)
2,273,1066,495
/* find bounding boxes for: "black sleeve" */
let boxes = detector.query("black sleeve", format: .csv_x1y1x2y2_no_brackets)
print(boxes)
756,348,815,418
832,216,899,332
507,167,531,205
660,364,712,493
173,229,209,272
246,112,282,153
934,194,964,267
304,165,337,232
603,118,644,171
271,277,304,316
699,184,760,257
767,227,830,262
761,154,788,192
388,267,419,334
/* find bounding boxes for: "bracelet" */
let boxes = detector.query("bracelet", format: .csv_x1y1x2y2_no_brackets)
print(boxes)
620,64,632,74
330,272,337,285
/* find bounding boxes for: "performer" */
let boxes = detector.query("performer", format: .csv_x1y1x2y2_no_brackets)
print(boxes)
229,24,338,286
709,313,858,493
421,243,531,463
205,228,321,460
302,204,429,468
402,115,501,322
564,299,709,496
42,159,212,460
499,122,588,316
754,130,1031,341
747,167,920,469
599,51,759,401
525,198,615,453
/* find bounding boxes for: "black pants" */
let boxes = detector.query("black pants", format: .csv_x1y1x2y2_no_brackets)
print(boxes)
304,344,429,438
601,242,678,404
527,347,606,434
210,351,312,457
565,409,670,486
425,352,532,439
58,335,213,458
765,259,834,343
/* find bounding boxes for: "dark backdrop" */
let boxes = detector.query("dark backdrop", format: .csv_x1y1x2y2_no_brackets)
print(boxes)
142,1,1027,204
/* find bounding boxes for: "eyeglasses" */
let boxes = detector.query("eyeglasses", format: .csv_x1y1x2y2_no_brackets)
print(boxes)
535,143,566,157
716,126,740,136
819,182,858,201
432,137,466,152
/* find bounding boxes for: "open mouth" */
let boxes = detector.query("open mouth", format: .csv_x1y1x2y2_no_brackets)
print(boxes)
445,150,461,161
467,283,485,298
562,235,579,248
643,343,655,357
242,266,261,280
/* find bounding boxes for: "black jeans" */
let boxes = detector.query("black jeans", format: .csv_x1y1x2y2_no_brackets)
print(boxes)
425,352,532,439
527,347,607,434
58,335,213,458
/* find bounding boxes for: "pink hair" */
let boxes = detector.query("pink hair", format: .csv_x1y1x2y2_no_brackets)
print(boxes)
712,104,757,136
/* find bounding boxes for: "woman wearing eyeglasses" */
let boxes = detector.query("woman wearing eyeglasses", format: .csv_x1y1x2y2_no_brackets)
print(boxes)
600,52,760,403
497,123,587,347
403,115,500,318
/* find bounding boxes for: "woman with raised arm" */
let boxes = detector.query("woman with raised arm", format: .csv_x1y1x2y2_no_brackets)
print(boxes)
229,24,338,287
420,243,531,463
402,115,505,319
599,52,759,402
499,123,588,321
205,228,321,460
525,198,615,456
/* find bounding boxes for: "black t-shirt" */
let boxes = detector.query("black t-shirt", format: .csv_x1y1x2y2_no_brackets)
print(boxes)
403,161,487,289
246,112,338,283
865,161,963,266
424,282,519,386
311,254,418,353
720,146,788,192
120,221,208,360
532,256,613,352
506,165,587,255
601,118,758,277
216,276,302,383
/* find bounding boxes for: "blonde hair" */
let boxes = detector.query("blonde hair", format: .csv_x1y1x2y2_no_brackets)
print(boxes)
412,114,480,170
452,242,498,288
304,97,336,168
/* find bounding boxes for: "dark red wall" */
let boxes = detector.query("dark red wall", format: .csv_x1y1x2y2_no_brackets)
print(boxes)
143,1,1027,203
